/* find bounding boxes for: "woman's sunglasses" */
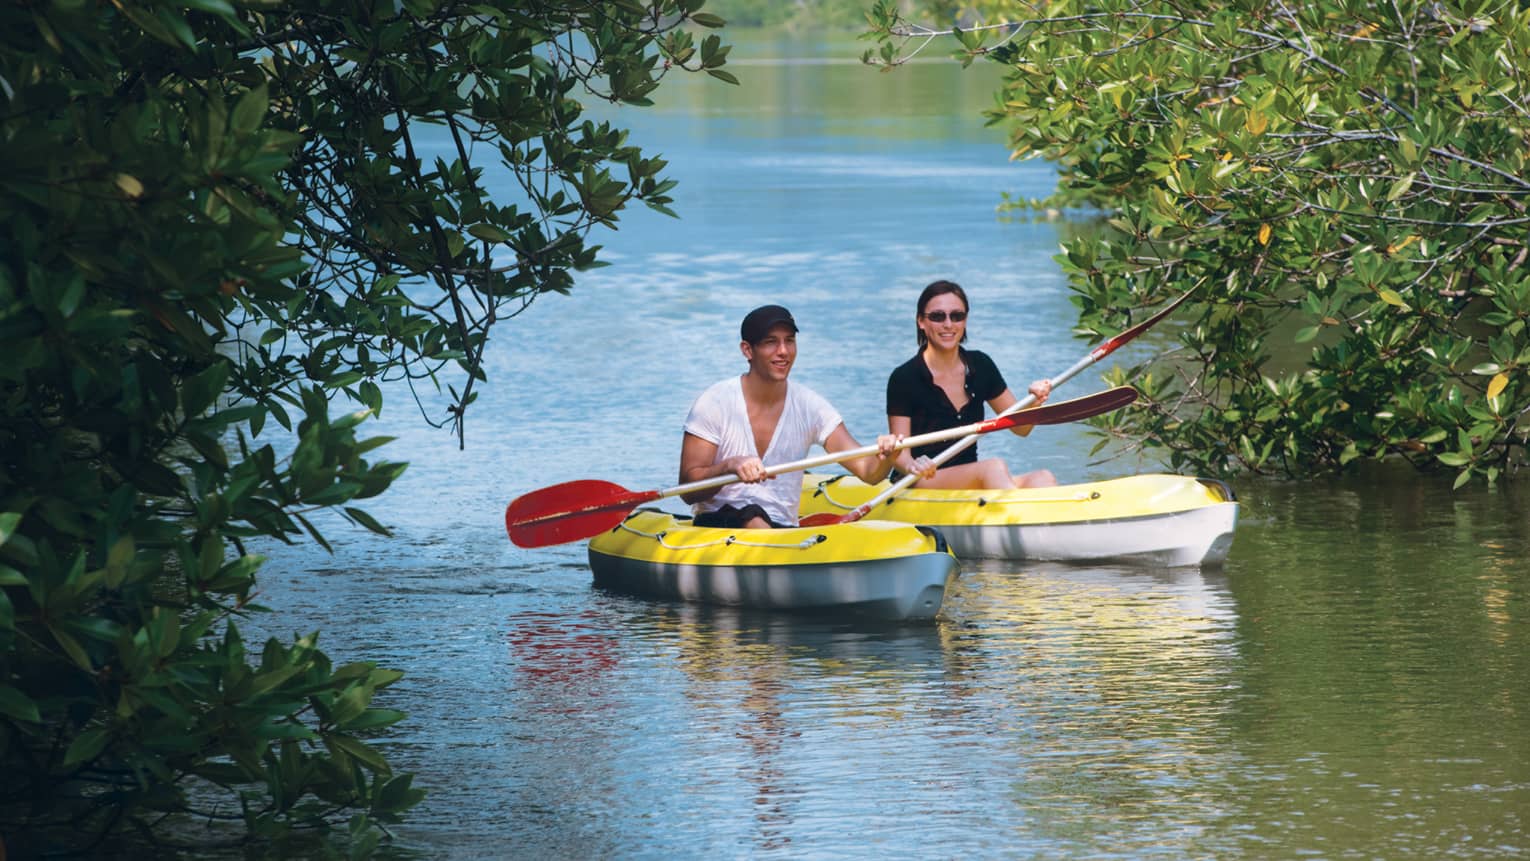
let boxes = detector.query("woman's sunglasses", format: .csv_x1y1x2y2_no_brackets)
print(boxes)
922,310,967,323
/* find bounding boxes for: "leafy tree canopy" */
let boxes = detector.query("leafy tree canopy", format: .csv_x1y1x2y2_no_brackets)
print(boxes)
866,0,1530,486
1,0,729,854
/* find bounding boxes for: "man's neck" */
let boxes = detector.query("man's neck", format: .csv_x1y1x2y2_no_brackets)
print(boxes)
740,370,787,405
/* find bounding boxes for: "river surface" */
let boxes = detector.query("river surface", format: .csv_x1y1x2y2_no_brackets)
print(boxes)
244,34,1529,859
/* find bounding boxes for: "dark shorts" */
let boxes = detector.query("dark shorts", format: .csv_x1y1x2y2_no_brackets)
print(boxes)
693,503,781,529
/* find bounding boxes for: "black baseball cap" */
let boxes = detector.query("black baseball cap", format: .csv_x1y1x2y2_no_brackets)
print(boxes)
740,304,799,343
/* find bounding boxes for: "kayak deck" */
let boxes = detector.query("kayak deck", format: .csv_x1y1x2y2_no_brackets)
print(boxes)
800,473,1238,567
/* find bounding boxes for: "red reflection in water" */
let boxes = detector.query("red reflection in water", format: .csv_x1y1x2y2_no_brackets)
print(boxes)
505,611,619,686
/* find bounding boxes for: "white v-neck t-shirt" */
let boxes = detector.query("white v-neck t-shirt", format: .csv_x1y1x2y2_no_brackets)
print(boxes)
683,375,842,526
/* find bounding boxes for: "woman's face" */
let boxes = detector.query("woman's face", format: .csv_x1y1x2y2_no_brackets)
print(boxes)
918,292,968,351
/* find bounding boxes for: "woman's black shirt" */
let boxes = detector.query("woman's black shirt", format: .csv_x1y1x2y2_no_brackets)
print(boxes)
886,349,1008,466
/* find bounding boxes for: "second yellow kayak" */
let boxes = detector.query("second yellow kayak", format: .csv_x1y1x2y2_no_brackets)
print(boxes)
799,473,1237,567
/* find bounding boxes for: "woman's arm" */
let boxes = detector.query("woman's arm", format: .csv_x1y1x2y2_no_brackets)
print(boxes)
886,415,935,479
990,378,1052,436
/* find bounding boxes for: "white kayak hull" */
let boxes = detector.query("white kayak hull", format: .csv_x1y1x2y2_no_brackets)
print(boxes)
800,473,1239,567
933,500,1237,566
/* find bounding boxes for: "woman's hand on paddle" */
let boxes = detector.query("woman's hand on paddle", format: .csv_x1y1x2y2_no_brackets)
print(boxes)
881,435,937,481
1028,378,1053,404
907,455,937,481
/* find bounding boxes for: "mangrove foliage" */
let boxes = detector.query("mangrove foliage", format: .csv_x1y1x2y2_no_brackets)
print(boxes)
868,0,1530,485
0,0,729,854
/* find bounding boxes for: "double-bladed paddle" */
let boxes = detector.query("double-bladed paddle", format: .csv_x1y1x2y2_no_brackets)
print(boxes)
504,385,1138,548
803,287,1196,527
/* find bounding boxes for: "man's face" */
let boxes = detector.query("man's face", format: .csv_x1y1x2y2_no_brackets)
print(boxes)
743,324,797,382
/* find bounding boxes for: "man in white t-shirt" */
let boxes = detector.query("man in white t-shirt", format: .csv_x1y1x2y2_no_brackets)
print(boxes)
679,304,933,529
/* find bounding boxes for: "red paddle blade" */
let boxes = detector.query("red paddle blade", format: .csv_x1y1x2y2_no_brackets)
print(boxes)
997,385,1137,428
1090,287,1195,360
505,480,659,548
798,512,843,527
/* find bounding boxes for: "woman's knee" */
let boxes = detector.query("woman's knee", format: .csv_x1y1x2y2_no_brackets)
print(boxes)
980,459,1013,489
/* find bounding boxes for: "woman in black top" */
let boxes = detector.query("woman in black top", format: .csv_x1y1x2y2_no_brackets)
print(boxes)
886,280,1058,489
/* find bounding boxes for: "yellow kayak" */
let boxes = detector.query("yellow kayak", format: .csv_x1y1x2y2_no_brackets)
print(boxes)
587,509,959,621
799,473,1238,567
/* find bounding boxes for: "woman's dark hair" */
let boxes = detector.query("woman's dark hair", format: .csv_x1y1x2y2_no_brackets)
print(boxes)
916,280,970,349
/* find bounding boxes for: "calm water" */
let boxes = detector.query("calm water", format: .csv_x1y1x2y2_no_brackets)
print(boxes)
243,35,1529,859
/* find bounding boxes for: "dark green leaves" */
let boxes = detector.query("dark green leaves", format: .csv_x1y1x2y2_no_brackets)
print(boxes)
2,0,729,854
0,685,41,723
181,361,230,418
